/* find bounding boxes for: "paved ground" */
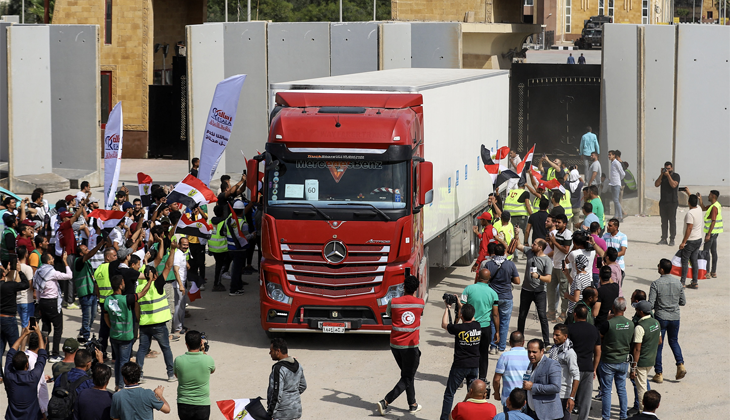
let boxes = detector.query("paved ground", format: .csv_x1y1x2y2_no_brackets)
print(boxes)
526,49,602,65
2,159,728,419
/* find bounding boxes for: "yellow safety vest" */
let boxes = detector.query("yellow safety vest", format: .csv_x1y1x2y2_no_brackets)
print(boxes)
136,278,172,326
208,220,228,253
493,220,515,260
93,263,113,304
559,190,573,219
704,202,723,234
504,189,529,217
546,167,556,181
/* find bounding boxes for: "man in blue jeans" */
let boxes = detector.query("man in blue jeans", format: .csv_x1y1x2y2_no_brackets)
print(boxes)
648,258,686,383
607,151,625,222
73,238,107,343
439,301,481,420
598,297,634,420
484,244,520,354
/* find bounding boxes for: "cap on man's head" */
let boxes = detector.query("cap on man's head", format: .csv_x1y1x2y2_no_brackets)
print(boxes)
89,196,99,203
477,211,492,221
538,181,546,189
122,202,134,211
63,338,80,353
59,211,73,219
65,194,75,203
2,213,15,225
233,200,246,210
21,219,35,227
160,216,171,224
635,300,652,314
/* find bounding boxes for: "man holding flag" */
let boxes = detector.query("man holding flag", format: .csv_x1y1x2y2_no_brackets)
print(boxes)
226,200,256,296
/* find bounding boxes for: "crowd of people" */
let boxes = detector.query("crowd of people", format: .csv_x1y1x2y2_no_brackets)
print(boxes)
377,138,721,420
0,166,307,420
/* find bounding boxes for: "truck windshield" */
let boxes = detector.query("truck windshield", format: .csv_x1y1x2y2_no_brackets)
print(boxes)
267,160,408,209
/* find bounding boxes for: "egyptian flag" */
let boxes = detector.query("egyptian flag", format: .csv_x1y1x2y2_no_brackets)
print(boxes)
493,170,519,193
516,144,535,186
166,174,217,209
187,281,202,303
87,209,126,229
481,144,510,173
670,249,708,279
175,214,214,239
543,178,566,194
137,172,153,207
217,398,269,420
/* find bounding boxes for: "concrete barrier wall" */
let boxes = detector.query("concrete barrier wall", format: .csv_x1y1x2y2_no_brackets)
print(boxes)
267,22,330,84
674,25,730,186
411,22,461,69
223,22,268,171
380,22,411,70
0,23,10,164
49,25,100,184
642,25,676,202
330,22,379,76
8,25,53,179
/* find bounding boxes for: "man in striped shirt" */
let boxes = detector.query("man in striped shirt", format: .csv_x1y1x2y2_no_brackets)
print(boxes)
492,332,530,412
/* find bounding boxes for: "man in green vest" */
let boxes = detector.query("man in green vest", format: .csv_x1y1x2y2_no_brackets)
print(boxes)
94,247,118,357
504,182,532,240
208,205,230,292
136,238,177,383
598,297,634,420
629,300,661,414
74,237,108,343
0,212,18,265
699,190,722,279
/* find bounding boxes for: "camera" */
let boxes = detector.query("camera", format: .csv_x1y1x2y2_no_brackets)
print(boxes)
85,334,104,366
574,230,594,251
442,293,458,306
662,168,667,173
200,332,210,352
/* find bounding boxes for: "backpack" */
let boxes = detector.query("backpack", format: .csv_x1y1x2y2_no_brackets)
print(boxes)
47,371,89,420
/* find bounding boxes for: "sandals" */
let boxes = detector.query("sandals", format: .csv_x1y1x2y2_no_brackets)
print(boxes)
686,283,699,289
711,273,717,278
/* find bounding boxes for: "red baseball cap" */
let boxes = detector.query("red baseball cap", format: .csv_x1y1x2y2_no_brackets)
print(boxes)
21,219,35,227
59,211,73,219
538,181,546,189
477,211,492,221
64,195,75,202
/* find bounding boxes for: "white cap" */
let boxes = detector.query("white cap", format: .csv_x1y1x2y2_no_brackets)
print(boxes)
232,200,245,210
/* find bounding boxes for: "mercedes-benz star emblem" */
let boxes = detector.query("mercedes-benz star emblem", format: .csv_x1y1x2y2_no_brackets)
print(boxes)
323,240,347,264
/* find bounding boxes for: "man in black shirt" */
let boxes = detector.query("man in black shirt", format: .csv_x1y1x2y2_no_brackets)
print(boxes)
190,158,200,178
593,266,620,328
439,301,481,420
549,192,565,218
654,162,680,246
568,304,601,420
526,198,550,242
0,265,30,376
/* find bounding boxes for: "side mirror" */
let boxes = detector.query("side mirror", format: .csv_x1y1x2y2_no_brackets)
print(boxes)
246,159,259,199
418,161,433,206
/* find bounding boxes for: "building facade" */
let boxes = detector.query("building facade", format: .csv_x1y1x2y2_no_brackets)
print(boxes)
53,0,205,157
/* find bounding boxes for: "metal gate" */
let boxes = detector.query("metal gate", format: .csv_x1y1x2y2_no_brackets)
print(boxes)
509,63,601,168
148,56,188,159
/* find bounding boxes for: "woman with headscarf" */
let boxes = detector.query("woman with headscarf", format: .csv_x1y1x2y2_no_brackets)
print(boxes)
566,168,584,225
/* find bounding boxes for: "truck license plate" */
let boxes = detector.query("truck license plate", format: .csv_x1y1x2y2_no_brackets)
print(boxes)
321,322,346,333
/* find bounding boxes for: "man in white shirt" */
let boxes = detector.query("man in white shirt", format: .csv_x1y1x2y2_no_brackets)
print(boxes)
607,150,625,222
508,150,522,191
35,252,73,362
546,214,573,323
679,194,703,289
23,331,49,415
172,238,188,334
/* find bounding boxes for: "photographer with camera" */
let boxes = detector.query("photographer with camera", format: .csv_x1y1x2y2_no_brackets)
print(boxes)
439,298,483,420
460,269,500,383
654,162,680,246
173,330,215,420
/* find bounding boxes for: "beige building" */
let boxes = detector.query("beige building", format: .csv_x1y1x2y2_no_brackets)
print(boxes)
53,0,206,157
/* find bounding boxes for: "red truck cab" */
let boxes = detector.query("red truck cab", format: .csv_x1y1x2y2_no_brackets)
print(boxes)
247,92,433,335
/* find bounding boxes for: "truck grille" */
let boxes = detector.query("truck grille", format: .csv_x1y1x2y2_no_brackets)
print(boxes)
280,243,390,298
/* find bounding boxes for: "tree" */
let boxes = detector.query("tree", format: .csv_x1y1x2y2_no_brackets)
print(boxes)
207,0,391,22
5,0,55,23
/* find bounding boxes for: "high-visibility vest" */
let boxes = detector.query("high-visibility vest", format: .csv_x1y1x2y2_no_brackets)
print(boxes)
104,294,134,341
389,295,424,348
73,260,96,298
704,202,723,234
227,216,248,250
94,263,113,304
624,170,637,191
493,220,515,260
504,189,529,217
560,190,573,219
0,227,17,260
208,220,228,253
546,167,556,181
136,278,172,326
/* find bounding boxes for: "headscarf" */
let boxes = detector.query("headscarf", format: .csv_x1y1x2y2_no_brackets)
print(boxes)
575,254,589,271
568,169,581,194
549,337,574,361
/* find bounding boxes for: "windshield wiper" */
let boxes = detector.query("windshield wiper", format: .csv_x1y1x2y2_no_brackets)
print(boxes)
341,203,391,221
285,202,331,220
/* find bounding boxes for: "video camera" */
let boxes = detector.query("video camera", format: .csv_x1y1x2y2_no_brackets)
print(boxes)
84,334,104,367
442,293,458,306
201,332,210,352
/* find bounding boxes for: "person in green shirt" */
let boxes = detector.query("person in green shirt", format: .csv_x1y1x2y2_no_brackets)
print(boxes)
104,270,154,391
173,330,216,420
597,297,634,420
461,269,500,382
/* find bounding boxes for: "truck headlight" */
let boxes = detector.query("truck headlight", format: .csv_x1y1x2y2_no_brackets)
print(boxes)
377,283,405,306
266,281,292,305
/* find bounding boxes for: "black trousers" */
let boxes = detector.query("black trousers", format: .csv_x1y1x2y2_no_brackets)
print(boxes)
98,301,110,356
188,243,206,281
659,203,678,241
53,255,75,305
39,298,63,356
385,347,420,406
213,252,230,286
517,289,550,345
479,327,491,381
178,403,210,420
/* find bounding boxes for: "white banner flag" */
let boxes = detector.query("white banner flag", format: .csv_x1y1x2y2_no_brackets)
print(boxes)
197,74,247,186
104,102,123,209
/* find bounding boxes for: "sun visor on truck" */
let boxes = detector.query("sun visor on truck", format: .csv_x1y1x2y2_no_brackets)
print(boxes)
265,143,412,163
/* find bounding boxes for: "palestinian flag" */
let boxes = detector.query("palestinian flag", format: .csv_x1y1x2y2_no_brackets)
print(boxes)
217,398,269,420
670,249,708,280
137,172,153,207
516,144,535,186
175,214,213,239
87,209,126,229
166,174,217,209
187,281,201,303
